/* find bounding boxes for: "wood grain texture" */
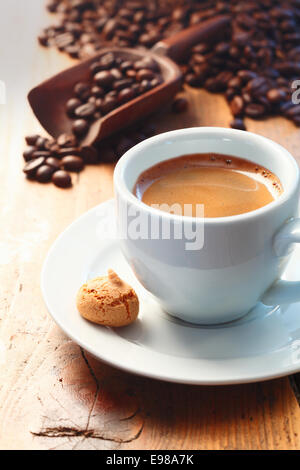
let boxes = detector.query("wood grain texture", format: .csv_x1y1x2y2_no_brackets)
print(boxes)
0,0,299,450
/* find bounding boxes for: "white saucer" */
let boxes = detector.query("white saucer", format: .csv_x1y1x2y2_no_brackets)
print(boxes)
41,199,300,385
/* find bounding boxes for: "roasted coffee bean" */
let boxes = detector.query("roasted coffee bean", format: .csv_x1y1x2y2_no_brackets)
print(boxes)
66,97,82,116
23,147,36,161
52,170,72,188
57,133,77,147
32,150,52,159
172,97,188,113
45,157,61,169
72,119,89,136
23,157,45,177
230,118,246,130
245,103,266,118
61,155,85,172
205,77,225,92
55,32,74,50
266,88,286,104
74,82,90,100
285,105,300,118
246,77,269,94
139,79,152,93
91,85,104,97
230,96,244,117
185,73,200,87
106,90,118,99
90,62,104,75
111,68,123,80
134,58,159,72
38,34,48,47
142,122,157,137
35,136,49,149
136,69,155,81
64,45,80,58
46,141,60,154
125,69,137,79
99,96,118,114
44,138,57,151
280,101,295,113
118,87,136,103
115,137,135,158
227,77,242,90
74,102,96,118
94,71,115,88
36,165,56,183
100,145,116,163
103,19,119,39
225,88,236,101
81,146,99,164
56,147,81,157
237,70,257,83
112,78,133,91
25,135,40,146
88,96,97,105
120,61,133,72
215,42,230,56
275,62,300,76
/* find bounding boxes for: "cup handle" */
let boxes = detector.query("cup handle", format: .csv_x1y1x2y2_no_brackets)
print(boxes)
262,217,300,306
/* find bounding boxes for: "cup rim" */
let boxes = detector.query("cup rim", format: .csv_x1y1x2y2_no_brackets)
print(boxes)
114,127,299,224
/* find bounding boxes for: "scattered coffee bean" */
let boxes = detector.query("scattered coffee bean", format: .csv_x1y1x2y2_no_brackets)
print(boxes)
23,147,36,161
172,97,188,113
56,146,81,158
45,157,61,169
22,121,158,188
35,136,49,149
244,103,266,118
52,170,72,188
115,137,135,158
230,118,246,131
25,134,40,146
230,96,244,117
266,88,286,104
61,155,85,172
36,165,56,183
23,157,45,178
57,133,77,147
81,146,99,164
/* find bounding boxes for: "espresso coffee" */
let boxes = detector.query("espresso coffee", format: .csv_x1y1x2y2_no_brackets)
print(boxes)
134,153,283,218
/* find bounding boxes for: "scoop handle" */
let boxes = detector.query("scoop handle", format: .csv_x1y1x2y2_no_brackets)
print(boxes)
152,15,230,62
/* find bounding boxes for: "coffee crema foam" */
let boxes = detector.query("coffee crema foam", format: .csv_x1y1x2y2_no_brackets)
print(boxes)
134,153,283,218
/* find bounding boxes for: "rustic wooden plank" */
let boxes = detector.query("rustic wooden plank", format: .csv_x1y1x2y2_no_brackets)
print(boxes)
0,0,299,451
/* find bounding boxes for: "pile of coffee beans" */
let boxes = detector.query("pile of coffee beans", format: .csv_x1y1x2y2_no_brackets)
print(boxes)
67,52,163,138
39,0,213,59
23,133,84,187
22,118,170,187
39,0,300,131
183,3,300,130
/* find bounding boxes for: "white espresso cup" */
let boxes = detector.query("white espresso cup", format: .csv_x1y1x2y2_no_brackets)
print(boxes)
114,127,300,324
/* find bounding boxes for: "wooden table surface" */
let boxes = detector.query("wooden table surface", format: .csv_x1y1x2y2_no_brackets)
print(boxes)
0,0,299,450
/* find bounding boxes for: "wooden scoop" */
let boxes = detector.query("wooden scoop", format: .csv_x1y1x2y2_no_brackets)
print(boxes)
28,15,230,146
